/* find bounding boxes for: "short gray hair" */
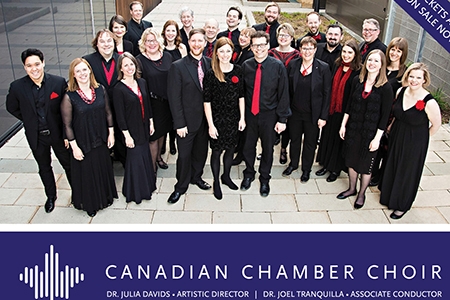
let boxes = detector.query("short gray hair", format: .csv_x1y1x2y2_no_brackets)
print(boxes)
179,6,194,19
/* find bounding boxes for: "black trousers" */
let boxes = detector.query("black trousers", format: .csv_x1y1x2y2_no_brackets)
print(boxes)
242,111,277,183
174,123,209,193
288,111,319,172
30,134,71,199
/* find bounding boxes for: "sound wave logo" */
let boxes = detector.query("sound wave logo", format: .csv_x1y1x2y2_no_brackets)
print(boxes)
19,245,85,300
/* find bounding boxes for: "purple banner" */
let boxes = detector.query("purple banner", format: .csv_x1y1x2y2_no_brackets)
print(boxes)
0,232,448,299
395,0,450,53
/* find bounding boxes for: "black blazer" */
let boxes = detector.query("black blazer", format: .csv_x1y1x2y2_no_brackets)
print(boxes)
6,73,67,151
167,55,211,132
124,19,152,56
113,78,152,145
287,57,332,123
83,51,119,99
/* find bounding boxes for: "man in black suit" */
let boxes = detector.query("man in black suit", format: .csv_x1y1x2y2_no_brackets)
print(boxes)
124,1,153,56
167,28,212,204
6,48,71,213
315,24,343,71
359,18,387,62
252,2,281,49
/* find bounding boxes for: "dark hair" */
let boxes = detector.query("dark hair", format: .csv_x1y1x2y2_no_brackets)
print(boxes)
299,36,317,48
91,29,115,52
335,39,362,71
117,52,141,80
386,37,409,79
21,48,44,64
327,23,343,35
227,6,242,20
109,15,128,32
129,1,143,10
189,28,206,40
250,31,270,45
162,20,182,47
211,37,234,82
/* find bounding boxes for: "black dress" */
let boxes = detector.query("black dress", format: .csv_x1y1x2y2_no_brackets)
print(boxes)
380,88,433,212
61,86,118,214
113,79,156,203
137,53,173,140
344,77,393,174
203,65,244,151
164,48,182,61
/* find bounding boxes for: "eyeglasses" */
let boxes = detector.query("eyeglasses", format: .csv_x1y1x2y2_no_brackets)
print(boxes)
278,34,291,39
362,28,378,33
145,39,158,44
251,43,268,49
301,47,315,52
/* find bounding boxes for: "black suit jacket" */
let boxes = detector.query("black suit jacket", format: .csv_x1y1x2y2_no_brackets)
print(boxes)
124,19,152,56
83,51,119,100
315,43,342,71
6,73,67,151
113,78,152,145
167,55,211,132
287,58,332,123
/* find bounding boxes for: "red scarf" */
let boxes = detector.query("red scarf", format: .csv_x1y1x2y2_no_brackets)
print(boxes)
329,64,352,115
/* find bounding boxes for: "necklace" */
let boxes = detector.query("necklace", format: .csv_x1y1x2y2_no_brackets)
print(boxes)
147,52,163,66
77,87,96,104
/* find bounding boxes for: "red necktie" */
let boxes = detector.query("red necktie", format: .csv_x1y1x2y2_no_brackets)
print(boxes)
206,42,213,58
361,43,369,56
198,60,204,89
228,31,232,39
265,25,270,34
251,64,262,115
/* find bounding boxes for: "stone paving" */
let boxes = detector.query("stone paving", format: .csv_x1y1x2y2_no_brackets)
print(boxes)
0,0,450,224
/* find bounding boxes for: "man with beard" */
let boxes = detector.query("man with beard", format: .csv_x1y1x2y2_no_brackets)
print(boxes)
203,18,220,58
252,2,281,49
359,18,386,62
315,24,343,71
217,6,243,61
124,1,153,56
296,12,326,49
167,28,212,204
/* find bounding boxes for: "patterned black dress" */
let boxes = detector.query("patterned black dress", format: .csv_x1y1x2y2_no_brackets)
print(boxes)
203,65,244,151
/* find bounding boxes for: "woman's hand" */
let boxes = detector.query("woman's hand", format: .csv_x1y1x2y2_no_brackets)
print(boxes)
209,126,219,139
72,146,84,161
369,138,380,152
238,119,246,131
339,126,346,140
107,134,115,149
125,135,135,148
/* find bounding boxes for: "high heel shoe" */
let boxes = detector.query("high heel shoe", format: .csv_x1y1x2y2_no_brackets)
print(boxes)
336,189,357,199
221,175,238,190
213,181,222,200
353,195,365,209
156,159,168,169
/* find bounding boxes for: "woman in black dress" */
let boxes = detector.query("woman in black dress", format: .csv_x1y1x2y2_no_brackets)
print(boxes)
370,37,409,186
61,58,117,217
109,15,134,55
337,49,393,209
380,63,441,219
316,39,361,182
137,28,173,173
114,52,156,204
204,37,245,200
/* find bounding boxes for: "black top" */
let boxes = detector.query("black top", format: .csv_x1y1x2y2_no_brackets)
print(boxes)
235,45,254,66
115,39,134,55
242,56,291,122
359,38,387,62
113,79,152,145
180,27,192,53
137,52,173,99
124,19,153,56
296,32,326,49
31,76,48,130
83,51,119,100
217,29,241,55
315,43,342,71
164,48,182,61
387,69,401,96
293,72,312,114
252,21,280,49
61,86,114,154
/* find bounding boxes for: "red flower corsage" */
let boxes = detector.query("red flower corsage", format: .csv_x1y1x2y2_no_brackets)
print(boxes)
415,100,425,111
50,92,59,100
231,76,239,84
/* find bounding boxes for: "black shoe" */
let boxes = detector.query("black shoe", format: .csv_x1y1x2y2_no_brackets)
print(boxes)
326,172,339,182
221,175,238,190
169,141,176,155
354,195,365,209
240,177,254,191
169,148,177,155
192,179,211,190
213,181,222,200
315,167,327,176
279,149,287,164
157,159,168,170
282,165,297,177
232,155,243,166
300,171,310,183
390,210,405,219
168,191,182,204
368,179,379,186
336,189,357,199
260,182,270,197
87,211,97,217
44,196,56,213
256,153,262,160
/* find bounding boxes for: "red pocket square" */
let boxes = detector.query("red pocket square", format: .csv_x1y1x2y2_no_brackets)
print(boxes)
50,92,59,100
